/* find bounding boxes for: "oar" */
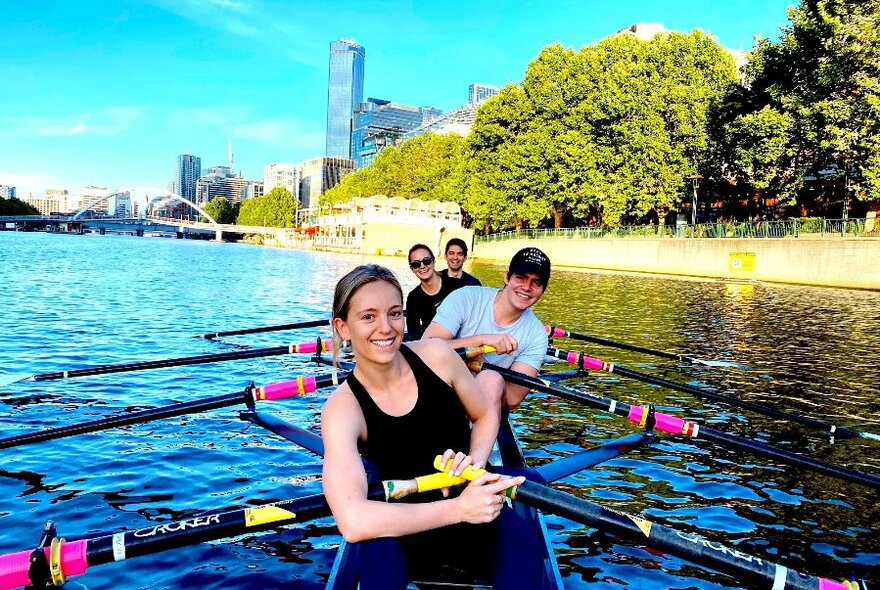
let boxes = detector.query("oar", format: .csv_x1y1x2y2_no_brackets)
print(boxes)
0,370,347,450
25,339,333,382
435,458,865,590
469,359,880,490
546,325,734,367
198,318,332,340
0,469,466,590
547,345,880,442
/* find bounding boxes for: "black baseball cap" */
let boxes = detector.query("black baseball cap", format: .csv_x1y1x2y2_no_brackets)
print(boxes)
508,247,551,285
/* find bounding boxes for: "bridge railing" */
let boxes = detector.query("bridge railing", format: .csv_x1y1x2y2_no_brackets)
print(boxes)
475,217,877,243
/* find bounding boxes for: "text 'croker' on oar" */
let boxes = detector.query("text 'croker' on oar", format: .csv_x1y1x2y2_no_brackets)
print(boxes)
0,469,467,590
546,345,880,442
466,357,880,491
545,325,741,368
0,370,348,451
197,317,332,340
25,338,334,383
434,458,865,590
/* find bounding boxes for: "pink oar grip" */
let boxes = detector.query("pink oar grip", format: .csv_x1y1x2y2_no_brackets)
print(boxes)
0,540,88,588
254,376,318,401
580,355,607,372
819,580,855,590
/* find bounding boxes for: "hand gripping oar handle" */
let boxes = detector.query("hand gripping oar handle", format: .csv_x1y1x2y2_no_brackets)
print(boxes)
199,318,332,339
0,470,466,589
469,360,880,490
0,370,346,451
434,457,863,590
546,346,879,442
31,339,333,382
546,325,703,364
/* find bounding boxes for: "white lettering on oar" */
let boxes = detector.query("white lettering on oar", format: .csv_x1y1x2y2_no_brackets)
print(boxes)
133,514,221,538
772,564,788,590
675,531,765,566
112,532,126,561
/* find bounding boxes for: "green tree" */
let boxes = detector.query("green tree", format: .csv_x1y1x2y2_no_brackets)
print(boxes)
237,187,297,227
0,197,40,215
202,196,237,224
322,133,467,205
721,0,880,202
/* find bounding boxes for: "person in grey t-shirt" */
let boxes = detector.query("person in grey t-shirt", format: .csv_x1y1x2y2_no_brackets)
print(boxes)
423,247,551,410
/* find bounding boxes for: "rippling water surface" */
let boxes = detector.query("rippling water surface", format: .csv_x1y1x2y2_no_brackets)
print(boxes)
1,232,878,589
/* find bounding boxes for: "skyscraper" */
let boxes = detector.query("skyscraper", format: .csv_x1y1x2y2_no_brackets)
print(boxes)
176,153,201,220
468,83,500,104
326,39,365,159
351,99,442,169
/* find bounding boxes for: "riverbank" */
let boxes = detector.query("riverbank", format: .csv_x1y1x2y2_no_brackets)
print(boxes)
472,236,880,290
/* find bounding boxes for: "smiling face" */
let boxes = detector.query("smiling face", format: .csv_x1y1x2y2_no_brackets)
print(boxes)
334,280,404,365
502,271,546,312
445,244,466,273
408,247,436,283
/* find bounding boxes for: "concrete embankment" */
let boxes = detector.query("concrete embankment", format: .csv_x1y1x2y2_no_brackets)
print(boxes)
472,236,880,290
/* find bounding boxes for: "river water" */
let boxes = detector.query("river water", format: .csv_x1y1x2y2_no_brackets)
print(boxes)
0,231,878,589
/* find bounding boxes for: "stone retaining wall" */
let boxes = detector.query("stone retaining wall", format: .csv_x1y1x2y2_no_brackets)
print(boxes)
472,237,880,290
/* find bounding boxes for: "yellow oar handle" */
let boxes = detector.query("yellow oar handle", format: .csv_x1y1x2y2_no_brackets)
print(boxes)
459,344,498,359
432,456,517,498
383,471,469,501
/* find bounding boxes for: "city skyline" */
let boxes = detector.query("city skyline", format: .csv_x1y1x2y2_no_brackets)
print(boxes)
1,0,795,197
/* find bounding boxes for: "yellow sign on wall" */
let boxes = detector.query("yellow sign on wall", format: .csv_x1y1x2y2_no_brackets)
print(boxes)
728,251,756,273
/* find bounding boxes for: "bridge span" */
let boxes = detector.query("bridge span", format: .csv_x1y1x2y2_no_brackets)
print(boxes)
0,215,286,242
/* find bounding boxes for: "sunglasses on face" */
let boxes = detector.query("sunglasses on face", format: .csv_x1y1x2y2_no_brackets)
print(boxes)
409,256,434,270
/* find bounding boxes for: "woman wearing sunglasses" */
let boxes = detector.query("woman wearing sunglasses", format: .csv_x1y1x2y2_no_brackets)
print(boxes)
406,244,463,339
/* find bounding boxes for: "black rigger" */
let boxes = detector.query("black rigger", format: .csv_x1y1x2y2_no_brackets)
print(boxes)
198,318,331,339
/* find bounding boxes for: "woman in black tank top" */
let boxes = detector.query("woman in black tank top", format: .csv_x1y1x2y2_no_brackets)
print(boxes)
321,265,525,589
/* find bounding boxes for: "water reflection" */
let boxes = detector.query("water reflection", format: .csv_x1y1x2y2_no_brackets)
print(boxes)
0,233,877,588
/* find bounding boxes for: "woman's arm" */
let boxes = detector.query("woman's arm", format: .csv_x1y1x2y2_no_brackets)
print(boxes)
322,387,513,543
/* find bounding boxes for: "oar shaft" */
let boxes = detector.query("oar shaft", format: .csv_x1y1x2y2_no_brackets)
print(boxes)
33,346,289,381
0,372,343,451
547,326,684,362
200,318,331,339
0,471,466,589
32,339,332,382
548,347,868,441
477,361,880,490
511,480,855,590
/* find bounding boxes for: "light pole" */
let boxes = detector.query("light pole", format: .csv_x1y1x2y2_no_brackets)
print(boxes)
688,173,703,225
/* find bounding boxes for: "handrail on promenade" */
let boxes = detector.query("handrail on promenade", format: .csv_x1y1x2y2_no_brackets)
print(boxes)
475,217,876,243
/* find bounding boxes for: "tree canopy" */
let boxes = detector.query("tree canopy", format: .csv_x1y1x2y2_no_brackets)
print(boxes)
720,0,880,202
237,187,297,227
0,197,40,215
322,133,466,205
202,196,239,224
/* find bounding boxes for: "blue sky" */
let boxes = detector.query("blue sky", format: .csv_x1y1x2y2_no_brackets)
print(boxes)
0,0,795,197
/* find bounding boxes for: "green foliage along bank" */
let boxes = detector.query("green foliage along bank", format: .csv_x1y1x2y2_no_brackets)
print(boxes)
0,197,40,215
237,187,297,227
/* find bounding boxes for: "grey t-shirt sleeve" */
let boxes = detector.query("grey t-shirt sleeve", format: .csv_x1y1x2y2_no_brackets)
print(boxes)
514,316,548,371
430,286,468,336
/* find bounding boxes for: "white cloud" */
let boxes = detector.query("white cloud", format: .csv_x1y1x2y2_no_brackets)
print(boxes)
2,106,145,139
0,173,60,196
146,0,323,66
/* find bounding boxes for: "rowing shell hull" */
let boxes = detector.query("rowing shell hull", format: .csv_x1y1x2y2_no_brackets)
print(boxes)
325,417,565,589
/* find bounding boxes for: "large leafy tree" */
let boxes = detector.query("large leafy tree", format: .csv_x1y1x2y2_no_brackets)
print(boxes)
322,133,466,205
468,31,737,228
237,187,297,227
0,197,40,215
721,0,880,202
203,196,238,224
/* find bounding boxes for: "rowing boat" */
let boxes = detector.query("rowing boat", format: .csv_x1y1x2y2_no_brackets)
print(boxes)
326,416,565,590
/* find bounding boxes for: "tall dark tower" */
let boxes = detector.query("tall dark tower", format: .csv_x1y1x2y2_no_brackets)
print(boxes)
326,39,365,160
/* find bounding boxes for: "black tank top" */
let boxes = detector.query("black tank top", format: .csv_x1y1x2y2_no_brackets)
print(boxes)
348,344,472,483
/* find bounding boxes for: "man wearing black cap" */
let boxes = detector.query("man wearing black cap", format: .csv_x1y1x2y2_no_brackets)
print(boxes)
422,247,551,409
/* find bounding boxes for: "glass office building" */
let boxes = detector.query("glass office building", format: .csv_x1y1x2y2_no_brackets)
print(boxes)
176,153,202,220
351,99,441,169
326,39,365,159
